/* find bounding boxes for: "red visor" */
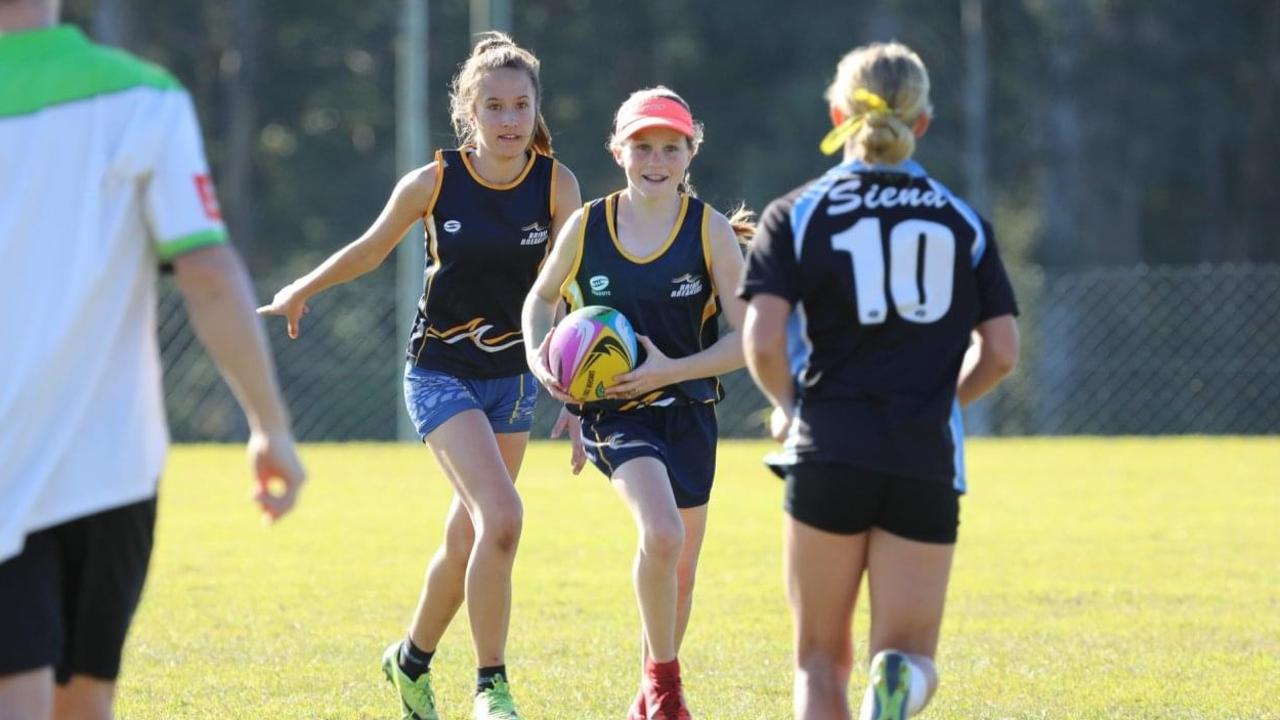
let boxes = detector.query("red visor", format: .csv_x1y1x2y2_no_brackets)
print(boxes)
614,96,695,140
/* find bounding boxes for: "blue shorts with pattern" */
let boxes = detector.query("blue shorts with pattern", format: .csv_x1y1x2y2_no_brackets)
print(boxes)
579,403,718,508
403,364,539,440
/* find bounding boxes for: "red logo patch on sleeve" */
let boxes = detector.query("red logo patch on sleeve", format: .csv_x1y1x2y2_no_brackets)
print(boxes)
194,174,223,221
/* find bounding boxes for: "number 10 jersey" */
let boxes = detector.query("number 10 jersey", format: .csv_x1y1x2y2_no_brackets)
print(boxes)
738,159,1018,488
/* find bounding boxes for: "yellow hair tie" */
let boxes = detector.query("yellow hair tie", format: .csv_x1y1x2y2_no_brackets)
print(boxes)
818,89,894,156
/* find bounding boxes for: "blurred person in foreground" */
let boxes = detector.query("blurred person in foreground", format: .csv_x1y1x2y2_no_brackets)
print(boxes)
0,1,305,718
740,42,1019,720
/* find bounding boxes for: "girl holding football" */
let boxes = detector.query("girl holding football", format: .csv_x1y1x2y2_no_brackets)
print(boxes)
740,42,1019,720
259,33,581,720
523,87,752,720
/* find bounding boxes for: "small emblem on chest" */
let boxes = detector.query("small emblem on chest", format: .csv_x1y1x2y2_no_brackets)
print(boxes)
589,275,611,296
520,222,549,246
670,273,704,298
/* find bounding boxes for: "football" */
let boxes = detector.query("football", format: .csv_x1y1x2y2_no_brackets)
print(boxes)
547,305,639,402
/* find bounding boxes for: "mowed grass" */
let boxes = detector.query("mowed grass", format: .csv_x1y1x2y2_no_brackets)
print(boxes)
114,438,1280,719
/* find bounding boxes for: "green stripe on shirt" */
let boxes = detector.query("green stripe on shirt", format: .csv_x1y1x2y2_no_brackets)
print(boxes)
157,228,228,262
0,25,181,118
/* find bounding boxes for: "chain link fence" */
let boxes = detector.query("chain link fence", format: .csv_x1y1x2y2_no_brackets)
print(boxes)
991,263,1280,435
159,263,1280,441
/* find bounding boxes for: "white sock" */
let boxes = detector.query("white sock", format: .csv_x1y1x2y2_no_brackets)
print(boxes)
904,657,927,715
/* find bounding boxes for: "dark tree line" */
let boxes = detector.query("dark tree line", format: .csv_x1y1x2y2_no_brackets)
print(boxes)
65,0,1280,277
59,0,1279,439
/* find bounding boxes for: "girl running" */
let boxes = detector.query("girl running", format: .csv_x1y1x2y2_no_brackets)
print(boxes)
739,42,1020,720
259,32,581,720
523,87,753,720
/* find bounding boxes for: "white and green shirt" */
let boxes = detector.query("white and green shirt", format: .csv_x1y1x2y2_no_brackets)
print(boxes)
0,25,228,561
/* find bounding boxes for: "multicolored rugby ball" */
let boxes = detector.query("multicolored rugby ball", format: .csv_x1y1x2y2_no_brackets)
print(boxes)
548,305,639,402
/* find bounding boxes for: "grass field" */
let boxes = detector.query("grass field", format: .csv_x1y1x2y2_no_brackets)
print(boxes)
113,438,1279,719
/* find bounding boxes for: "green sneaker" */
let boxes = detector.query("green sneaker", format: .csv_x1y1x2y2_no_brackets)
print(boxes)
473,674,520,720
868,651,911,720
381,641,440,720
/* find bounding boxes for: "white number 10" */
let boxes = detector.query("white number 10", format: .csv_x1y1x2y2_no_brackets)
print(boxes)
830,217,956,324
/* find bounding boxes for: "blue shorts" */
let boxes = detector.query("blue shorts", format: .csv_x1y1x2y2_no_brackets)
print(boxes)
579,403,718,509
403,364,538,440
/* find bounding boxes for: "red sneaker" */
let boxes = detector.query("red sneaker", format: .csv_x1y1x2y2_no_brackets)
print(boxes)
644,658,691,720
626,686,646,720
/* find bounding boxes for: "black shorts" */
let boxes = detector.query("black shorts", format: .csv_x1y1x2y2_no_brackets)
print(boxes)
0,496,157,682
580,403,717,508
784,462,959,543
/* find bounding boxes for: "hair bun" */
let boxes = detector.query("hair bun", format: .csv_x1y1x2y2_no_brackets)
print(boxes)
472,31,515,56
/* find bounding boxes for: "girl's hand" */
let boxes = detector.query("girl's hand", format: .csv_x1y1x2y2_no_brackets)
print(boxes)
606,335,677,401
256,282,310,339
529,330,576,403
769,405,792,443
550,405,587,474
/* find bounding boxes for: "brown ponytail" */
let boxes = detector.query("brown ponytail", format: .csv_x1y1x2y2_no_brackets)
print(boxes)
530,113,553,156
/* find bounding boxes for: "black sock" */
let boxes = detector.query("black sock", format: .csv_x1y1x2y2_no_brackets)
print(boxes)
477,665,507,694
398,638,434,681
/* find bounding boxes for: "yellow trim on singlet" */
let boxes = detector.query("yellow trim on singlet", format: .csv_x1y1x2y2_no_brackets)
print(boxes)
699,297,720,335
459,145,537,190
414,151,447,366
541,160,560,269
605,192,690,264
559,201,591,310
423,149,445,219
699,203,714,280
549,160,559,218
697,204,723,402
699,204,719,327
417,235,442,363
413,227,436,367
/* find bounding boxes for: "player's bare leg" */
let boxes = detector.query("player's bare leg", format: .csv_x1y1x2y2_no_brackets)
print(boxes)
858,528,952,719
54,675,114,720
630,504,708,719
0,668,52,720
423,412,523,668
407,495,472,652
612,457,693,719
786,517,868,720
406,431,526,659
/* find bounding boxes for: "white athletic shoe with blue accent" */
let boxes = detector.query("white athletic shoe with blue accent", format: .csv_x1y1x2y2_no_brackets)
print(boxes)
867,650,911,720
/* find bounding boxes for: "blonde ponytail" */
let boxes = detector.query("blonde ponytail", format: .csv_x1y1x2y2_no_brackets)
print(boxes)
822,42,932,164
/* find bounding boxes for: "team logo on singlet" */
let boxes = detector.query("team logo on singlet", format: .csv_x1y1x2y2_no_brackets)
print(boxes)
589,275,611,296
669,273,704,298
520,222,549,246
443,219,462,234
